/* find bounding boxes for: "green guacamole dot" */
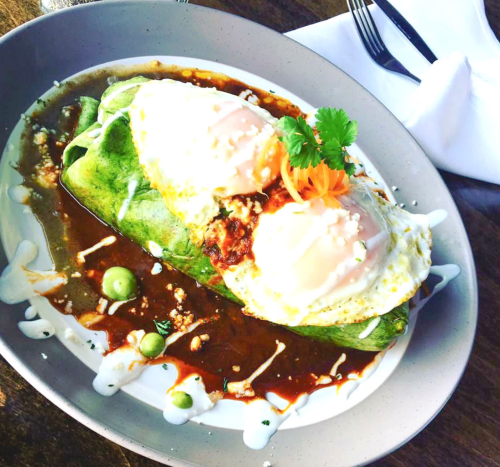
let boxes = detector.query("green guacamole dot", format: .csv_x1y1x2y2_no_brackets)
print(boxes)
102,266,137,301
172,391,193,409
139,332,165,358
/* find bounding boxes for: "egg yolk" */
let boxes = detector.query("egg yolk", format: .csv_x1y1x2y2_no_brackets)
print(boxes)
208,101,281,196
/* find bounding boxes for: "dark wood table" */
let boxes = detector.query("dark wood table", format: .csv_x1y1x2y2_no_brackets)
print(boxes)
1,0,499,465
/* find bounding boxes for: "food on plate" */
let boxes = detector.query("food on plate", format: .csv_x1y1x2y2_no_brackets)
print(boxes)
0,63,452,449
63,76,432,351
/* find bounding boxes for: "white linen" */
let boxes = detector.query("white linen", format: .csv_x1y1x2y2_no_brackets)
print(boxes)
286,0,500,184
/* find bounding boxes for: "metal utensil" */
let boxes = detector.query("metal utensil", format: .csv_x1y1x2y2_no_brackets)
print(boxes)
347,0,421,83
372,0,438,63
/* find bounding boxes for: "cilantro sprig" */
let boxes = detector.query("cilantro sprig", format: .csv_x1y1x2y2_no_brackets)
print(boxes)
154,319,172,337
277,107,358,176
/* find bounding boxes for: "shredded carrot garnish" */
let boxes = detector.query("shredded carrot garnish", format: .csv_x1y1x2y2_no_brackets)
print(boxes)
279,147,350,208
281,153,304,203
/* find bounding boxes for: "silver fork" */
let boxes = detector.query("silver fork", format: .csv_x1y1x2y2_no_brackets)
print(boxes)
347,0,421,83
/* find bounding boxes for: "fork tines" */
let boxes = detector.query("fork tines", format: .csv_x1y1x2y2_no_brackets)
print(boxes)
347,0,421,83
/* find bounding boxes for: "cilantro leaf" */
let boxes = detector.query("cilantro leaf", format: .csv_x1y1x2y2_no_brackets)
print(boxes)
222,377,229,393
278,116,322,168
316,107,358,148
289,146,322,170
154,319,172,337
321,140,346,171
220,207,232,218
277,107,358,175
344,161,356,177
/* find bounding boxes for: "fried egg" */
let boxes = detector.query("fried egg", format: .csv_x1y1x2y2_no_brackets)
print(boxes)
220,182,432,326
129,79,281,244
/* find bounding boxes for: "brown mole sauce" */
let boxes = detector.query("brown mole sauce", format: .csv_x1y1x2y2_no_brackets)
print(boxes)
19,62,378,403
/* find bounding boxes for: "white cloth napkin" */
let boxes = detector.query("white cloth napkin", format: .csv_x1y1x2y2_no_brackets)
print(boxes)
286,0,500,185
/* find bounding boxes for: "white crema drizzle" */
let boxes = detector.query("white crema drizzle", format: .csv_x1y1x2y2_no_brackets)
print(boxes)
358,317,381,339
0,240,67,305
7,184,31,204
163,374,217,425
243,395,309,450
18,318,55,339
92,330,147,396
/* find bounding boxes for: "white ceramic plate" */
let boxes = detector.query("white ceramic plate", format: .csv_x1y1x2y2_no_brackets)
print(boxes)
0,3,477,467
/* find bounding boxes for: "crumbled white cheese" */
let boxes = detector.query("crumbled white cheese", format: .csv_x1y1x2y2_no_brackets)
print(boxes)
165,320,205,348
238,89,253,100
246,125,259,137
148,241,164,258
151,262,163,275
261,167,271,182
247,94,260,105
344,218,360,238
126,329,146,348
33,131,48,145
174,288,186,303
63,328,81,344
190,336,202,352
232,130,245,142
353,240,367,262
96,298,108,314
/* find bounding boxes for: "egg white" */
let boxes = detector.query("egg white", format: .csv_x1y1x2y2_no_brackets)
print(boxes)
128,79,280,245
219,182,432,327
